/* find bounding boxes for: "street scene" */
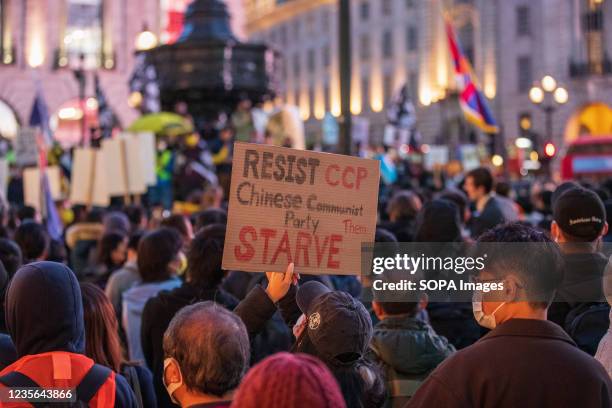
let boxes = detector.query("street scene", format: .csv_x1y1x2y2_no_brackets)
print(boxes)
0,0,611,407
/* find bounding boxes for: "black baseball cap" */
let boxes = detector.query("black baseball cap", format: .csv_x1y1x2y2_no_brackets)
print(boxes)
296,281,372,365
553,187,606,241
551,181,579,207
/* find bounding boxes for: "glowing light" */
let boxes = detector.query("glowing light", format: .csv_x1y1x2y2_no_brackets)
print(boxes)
128,91,143,108
529,86,544,104
491,154,504,167
554,87,569,104
530,151,539,162
520,116,532,130
135,30,158,51
104,59,115,69
86,98,98,111
419,87,433,106
544,142,556,157
3,54,12,64
541,75,557,92
28,41,44,67
58,107,83,120
515,137,532,149
421,144,430,154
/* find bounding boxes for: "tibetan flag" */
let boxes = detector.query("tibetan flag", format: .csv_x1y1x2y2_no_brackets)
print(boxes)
445,19,499,134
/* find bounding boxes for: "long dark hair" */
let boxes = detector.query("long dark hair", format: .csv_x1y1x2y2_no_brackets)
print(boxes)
96,232,126,269
80,283,124,372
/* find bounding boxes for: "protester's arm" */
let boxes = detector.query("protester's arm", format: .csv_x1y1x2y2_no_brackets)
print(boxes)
277,284,301,328
235,263,296,340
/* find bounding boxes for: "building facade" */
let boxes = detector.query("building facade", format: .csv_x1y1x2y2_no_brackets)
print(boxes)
244,0,612,154
0,0,245,143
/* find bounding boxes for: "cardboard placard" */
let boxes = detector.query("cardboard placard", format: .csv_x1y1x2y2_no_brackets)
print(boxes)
23,166,62,212
69,148,110,207
424,145,449,170
222,143,380,275
15,127,38,167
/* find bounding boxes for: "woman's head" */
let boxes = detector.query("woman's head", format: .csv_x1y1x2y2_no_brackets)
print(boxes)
414,199,462,242
386,191,422,222
97,232,128,269
230,353,346,408
80,283,123,372
186,224,226,289
137,228,183,282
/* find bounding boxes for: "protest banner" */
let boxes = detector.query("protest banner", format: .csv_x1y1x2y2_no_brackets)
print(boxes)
222,143,380,276
424,145,449,170
69,148,110,207
15,127,38,167
23,166,62,212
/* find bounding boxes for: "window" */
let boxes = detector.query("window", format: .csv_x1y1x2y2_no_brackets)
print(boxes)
360,1,370,21
383,74,393,104
409,72,418,99
63,0,103,69
321,9,330,33
516,6,531,36
458,23,475,63
406,0,414,8
517,56,532,91
279,25,287,46
382,30,393,58
382,0,392,16
322,45,330,67
294,19,301,40
360,35,370,61
307,49,316,73
293,53,301,78
362,77,370,112
324,84,329,112
406,26,418,51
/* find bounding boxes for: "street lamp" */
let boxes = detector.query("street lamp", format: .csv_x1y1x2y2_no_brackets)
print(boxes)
135,26,158,53
528,75,568,148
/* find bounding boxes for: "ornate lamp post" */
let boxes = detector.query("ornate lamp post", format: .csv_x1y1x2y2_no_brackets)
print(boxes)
528,75,569,147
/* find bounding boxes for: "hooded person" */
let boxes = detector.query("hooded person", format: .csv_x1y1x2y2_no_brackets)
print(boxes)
0,262,137,407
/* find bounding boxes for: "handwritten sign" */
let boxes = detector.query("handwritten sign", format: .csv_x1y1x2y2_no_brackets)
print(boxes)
222,143,380,275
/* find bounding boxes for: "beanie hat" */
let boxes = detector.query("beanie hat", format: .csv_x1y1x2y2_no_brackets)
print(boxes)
230,352,346,408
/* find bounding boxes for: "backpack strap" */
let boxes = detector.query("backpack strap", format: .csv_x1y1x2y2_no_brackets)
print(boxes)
76,364,112,403
0,371,45,408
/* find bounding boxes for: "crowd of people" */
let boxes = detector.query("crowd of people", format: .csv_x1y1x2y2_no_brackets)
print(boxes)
0,162,610,407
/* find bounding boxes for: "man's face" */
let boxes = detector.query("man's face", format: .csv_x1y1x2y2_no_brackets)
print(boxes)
464,176,482,202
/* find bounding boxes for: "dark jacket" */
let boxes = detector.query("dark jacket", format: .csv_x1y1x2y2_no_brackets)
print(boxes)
469,196,506,239
122,363,157,408
2,262,136,407
407,318,612,408
549,251,608,327
378,218,416,243
368,315,455,407
141,283,238,408
369,315,455,376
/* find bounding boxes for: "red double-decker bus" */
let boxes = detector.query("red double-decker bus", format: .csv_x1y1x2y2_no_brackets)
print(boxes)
561,135,612,180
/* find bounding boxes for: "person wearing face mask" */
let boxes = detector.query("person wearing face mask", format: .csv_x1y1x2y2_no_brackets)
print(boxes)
407,222,612,408
548,186,609,330
123,228,183,363
162,301,249,408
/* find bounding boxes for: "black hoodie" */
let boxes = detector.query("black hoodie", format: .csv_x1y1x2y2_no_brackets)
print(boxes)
1,262,137,407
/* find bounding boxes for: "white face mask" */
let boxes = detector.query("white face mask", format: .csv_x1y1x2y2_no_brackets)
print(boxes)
163,357,183,405
472,291,506,329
